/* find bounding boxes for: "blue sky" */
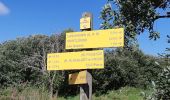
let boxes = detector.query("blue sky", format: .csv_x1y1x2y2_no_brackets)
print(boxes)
0,0,169,56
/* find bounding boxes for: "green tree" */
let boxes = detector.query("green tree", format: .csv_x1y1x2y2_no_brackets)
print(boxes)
0,40,23,87
144,36,170,100
18,34,65,99
0,34,65,99
0,28,75,98
100,0,170,48
92,48,161,95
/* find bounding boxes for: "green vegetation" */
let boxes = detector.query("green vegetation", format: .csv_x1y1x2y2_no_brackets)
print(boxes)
100,0,170,48
0,87,49,100
143,36,170,100
0,87,151,100
0,33,167,99
145,67,170,100
92,87,149,100
0,0,170,99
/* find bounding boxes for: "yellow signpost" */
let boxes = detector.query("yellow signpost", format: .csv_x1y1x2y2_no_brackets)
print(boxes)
47,12,124,100
66,28,124,49
69,70,87,85
80,17,91,30
47,50,104,70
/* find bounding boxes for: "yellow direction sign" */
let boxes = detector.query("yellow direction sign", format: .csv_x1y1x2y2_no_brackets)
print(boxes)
80,17,91,30
69,70,87,85
47,50,104,70
66,28,124,49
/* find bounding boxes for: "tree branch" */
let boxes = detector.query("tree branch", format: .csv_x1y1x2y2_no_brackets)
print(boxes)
155,15,170,20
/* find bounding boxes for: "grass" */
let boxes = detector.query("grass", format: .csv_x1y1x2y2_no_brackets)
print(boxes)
0,87,50,100
0,87,151,100
57,87,151,100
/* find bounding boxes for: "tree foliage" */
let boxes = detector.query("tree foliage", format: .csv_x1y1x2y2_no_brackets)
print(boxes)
0,29,168,97
92,48,162,95
100,0,170,47
143,35,170,100
0,35,64,98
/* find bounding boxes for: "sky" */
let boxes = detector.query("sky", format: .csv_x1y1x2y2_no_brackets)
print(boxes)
0,0,169,56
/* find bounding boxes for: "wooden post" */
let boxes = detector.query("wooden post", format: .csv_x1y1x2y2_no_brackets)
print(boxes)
80,70,92,100
80,12,93,100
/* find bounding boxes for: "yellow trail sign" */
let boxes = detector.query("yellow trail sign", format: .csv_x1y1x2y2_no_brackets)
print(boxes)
69,70,87,85
47,50,104,70
66,28,124,49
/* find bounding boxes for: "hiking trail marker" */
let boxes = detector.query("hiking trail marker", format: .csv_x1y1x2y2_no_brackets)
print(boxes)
47,50,104,70
66,28,124,49
69,70,90,85
47,12,124,100
80,17,91,30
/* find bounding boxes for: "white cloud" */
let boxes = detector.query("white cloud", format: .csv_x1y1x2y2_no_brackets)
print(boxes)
0,2,10,15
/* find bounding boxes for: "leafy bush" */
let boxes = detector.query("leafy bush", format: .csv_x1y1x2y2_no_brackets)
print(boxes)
143,67,170,100
92,48,162,95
